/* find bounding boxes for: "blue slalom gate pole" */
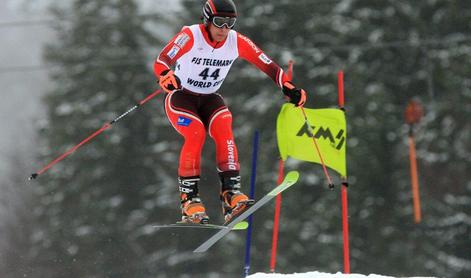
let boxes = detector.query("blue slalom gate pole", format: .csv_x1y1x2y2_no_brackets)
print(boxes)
244,131,259,277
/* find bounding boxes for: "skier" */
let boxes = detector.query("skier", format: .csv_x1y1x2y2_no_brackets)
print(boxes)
154,0,307,224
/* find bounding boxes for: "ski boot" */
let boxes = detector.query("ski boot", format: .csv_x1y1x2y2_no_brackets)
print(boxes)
178,176,209,224
219,173,254,224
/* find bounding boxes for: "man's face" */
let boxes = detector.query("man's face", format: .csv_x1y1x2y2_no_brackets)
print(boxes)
208,23,231,42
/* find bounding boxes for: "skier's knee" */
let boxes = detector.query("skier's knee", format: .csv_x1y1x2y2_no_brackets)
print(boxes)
208,109,233,139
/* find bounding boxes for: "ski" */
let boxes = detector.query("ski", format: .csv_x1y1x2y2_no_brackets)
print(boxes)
153,221,249,230
193,170,300,253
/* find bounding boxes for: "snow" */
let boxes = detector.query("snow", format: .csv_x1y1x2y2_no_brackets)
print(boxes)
247,271,437,278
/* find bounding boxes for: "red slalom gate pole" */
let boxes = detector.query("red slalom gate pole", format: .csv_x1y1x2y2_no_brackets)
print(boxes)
29,89,162,180
338,70,345,108
270,60,293,272
341,184,350,273
338,70,350,273
270,159,285,272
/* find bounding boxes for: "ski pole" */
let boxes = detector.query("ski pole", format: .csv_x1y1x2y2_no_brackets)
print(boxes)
299,106,335,189
29,89,162,180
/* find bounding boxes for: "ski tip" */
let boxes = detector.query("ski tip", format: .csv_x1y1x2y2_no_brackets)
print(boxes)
233,221,249,230
284,170,300,184
268,171,301,197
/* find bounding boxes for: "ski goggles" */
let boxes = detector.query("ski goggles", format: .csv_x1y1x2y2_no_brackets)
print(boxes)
212,16,237,29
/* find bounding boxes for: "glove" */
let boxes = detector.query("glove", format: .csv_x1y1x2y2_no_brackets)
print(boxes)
282,81,306,107
159,69,181,93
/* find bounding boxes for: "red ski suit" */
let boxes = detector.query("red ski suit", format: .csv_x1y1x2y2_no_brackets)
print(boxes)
154,24,289,178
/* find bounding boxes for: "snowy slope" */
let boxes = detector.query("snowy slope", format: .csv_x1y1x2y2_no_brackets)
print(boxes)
248,271,437,278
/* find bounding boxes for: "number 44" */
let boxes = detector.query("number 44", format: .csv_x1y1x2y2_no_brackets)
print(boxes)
199,68,220,80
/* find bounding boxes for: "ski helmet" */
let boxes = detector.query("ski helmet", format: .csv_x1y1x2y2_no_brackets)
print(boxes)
203,0,237,25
